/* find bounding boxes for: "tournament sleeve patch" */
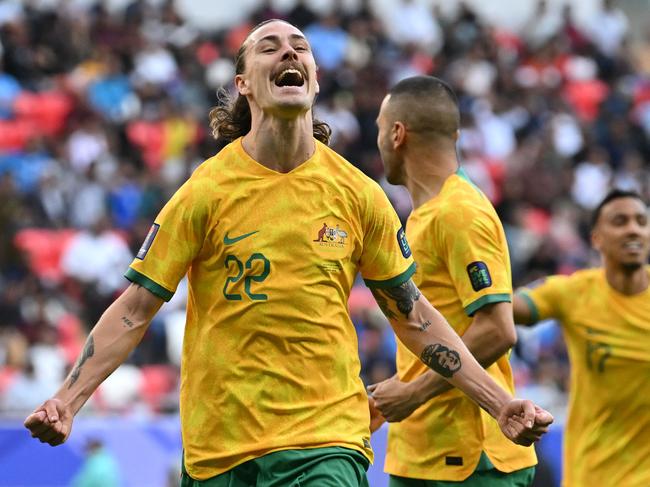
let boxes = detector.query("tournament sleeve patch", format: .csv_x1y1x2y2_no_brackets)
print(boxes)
136,223,160,260
397,227,412,258
467,261,492,291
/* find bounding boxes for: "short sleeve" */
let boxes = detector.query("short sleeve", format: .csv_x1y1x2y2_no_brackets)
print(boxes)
517,275,569,323
360,184,416,288
125,179,209,301
437,209,512,316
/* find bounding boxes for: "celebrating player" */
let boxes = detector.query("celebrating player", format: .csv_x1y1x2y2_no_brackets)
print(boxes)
368,76,548,487
514,189,650,486
24,21,550,487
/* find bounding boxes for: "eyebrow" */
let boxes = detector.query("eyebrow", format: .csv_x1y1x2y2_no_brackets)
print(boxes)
254,33,308,45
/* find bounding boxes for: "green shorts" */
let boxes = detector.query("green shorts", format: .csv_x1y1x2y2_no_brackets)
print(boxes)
389,453,535,487
181,446,370,487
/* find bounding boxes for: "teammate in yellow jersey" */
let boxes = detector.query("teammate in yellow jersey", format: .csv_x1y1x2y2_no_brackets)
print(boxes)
513,189,650,487
367,76,548,487
24,21,551,487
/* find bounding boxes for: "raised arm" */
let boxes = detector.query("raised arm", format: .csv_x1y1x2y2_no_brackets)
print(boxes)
370,301,516,421
24,283,164,445
369,279,552,445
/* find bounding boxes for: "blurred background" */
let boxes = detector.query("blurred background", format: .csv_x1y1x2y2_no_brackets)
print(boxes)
0,0,648,485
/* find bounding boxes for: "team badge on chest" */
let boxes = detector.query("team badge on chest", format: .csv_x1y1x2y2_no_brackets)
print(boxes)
313,222,349,247
311,221,352,262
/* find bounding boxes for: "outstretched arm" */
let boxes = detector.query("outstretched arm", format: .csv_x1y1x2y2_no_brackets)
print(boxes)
24,283,164,445
369,301,517,422
369,279,552,445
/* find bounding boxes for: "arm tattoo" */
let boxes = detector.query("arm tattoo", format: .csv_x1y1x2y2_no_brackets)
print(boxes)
421,343,462,378
121,316,135,328
370,289,397,320
370,279,421,320
68,336,95,388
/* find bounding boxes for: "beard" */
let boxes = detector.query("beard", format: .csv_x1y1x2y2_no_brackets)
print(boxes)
621,260,645,272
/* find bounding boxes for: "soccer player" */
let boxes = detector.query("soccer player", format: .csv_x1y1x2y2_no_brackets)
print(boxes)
368,76,547,487
513,189,650,487
24,21,550,486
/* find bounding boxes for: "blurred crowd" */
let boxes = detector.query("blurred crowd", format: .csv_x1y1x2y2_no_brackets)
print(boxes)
0,0,648,421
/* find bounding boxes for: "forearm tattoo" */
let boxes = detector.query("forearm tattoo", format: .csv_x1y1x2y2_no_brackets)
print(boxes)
370,279,421,320
421,343,462,378
68,336,95,388
121,316,135,328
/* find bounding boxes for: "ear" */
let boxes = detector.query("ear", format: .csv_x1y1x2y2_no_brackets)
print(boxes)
591,229,602,252
315,78,320,95
235,74,250,96
453,129,460,142
392,121,407,149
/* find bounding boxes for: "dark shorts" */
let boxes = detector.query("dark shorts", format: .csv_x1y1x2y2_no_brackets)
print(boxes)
389,453,535,487
181,446,370,487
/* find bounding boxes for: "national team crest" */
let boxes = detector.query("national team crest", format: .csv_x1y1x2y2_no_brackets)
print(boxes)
312,222,349,249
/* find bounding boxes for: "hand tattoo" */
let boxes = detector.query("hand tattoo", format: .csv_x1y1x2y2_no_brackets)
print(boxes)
421,343,462,378
68,336,95,388
371,279,421,320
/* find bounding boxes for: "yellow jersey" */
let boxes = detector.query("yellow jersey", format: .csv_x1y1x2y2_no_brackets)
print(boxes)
519,267,650,487
125,137,415,480
385,169,536,481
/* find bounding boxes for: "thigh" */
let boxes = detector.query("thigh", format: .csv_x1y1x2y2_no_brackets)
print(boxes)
257,447,370,487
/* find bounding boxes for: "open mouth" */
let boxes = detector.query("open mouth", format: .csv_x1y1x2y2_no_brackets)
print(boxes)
274,68,305,87
623,241,643,251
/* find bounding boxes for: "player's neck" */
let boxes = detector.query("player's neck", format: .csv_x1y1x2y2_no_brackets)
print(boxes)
604,263,649,295
242,114,315,173
404,147,458,210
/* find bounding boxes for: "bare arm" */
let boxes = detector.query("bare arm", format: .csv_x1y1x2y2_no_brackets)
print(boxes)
371,281,512,419
24,283,164,445
369,281,552,444
370,302,517,420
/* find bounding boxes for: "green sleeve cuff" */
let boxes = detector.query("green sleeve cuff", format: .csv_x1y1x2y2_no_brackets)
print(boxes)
517,292,540,323
464,293,511,317
363,262,417,289
124,267,174,302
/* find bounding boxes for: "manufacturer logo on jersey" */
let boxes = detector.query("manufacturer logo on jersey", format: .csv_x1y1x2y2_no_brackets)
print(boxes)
224,230,258,245
467,261,492,291
313,222,349,249
397,227,411,258
136,223,160,260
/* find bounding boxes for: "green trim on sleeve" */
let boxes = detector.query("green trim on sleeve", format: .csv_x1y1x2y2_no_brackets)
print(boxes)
363,262,417,289
124,267,174,302
518,292,540,323
464,293,511,317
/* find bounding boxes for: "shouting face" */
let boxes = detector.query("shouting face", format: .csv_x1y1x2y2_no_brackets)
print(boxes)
235,20,319,118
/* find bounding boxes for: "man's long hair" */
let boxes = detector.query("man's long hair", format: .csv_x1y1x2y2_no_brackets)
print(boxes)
208,20,331,146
